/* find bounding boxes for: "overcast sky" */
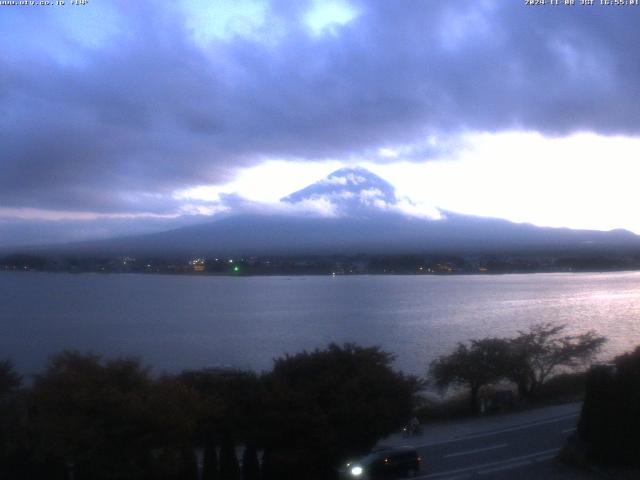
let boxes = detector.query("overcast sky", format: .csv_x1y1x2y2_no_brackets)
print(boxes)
2,0,640,247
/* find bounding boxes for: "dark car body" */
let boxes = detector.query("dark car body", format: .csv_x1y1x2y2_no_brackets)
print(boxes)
339,446,421,479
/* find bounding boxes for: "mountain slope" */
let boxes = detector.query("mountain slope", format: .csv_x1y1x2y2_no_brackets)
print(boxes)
35,167,640,257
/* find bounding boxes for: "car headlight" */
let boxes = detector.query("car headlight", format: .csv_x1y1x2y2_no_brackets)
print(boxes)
350,465,363,476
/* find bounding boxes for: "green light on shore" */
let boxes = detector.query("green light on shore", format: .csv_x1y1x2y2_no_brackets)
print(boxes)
234,266,239,272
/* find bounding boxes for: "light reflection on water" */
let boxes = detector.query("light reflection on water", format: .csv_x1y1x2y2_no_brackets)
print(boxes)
1,271,639,376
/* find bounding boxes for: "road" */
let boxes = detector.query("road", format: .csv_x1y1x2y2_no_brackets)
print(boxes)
380,403,589,479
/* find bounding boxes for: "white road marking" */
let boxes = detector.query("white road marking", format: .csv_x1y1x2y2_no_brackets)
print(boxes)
478,459,530,475
561,427,576,433
533,453,558,463
477,452,557,474
413,447,560,479
429,475,471,480
443,443,508,459
414,413,579,448
478,453,556,475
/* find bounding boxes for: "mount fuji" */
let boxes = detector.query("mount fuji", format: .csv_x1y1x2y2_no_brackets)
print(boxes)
40,167,640,257
281,167,400,217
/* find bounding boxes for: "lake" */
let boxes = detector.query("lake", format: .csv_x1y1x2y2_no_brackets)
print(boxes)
1,271,640,377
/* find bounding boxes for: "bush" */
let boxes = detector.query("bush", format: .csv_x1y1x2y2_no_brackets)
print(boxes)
414,392,475,422
533,372,586,404
0,344,420,479
578,346,640,466
261,343,419,476
28,351,200,480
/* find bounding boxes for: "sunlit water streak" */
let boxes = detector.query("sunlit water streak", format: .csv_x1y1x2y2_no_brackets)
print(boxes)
1,271,639,377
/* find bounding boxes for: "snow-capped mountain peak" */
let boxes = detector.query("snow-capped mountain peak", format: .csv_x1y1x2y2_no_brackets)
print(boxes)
281,167,397,215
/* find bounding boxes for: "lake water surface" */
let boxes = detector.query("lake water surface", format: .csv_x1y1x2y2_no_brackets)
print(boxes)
2,271,640,377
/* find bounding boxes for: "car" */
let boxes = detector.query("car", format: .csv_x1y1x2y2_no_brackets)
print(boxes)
339,446,422,479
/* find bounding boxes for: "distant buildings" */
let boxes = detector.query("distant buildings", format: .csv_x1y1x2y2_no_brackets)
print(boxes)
189,258,206,272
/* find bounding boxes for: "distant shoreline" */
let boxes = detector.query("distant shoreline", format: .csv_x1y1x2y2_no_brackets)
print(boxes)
4,249,640,277
3,267,640,278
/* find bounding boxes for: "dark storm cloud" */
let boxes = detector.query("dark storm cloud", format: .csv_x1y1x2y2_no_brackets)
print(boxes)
2,0,640,219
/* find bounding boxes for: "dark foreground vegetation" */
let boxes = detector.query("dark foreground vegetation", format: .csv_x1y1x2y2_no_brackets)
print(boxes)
429,323,606,414
576,346,640,467
428,325,640,473
0,344,418,480
1,325,636,479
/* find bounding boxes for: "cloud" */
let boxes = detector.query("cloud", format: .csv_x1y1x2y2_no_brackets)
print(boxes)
321,176,348,186
0,214,211,249
2,0,640,244
321,172,367,186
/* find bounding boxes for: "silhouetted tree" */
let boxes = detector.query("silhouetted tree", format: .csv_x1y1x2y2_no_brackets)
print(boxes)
0,359,24,479
261,343,419,477
578,346,640,466
202,445,219,480
430,338,511,414
30,351,200,480
218,435,240,480
241,444,260,480
506,323,606,397
260,448,275,480
0,360,21,396
178,369,262,445
610,345,640,465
